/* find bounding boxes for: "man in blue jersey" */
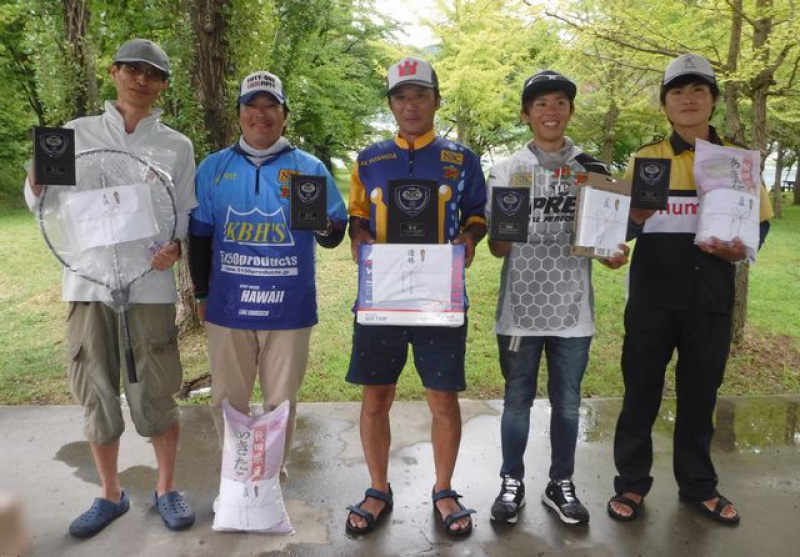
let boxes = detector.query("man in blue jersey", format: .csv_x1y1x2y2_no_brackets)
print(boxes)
344,57,487,537
189,71,348,485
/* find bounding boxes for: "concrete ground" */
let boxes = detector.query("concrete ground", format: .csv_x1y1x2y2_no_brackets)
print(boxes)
1,396,799,557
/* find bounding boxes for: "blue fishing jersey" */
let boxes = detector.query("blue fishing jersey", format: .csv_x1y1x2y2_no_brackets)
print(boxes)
349,130,487,242
191,145,347,329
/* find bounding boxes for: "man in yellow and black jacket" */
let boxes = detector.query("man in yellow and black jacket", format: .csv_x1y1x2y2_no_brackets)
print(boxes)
607,54,773,526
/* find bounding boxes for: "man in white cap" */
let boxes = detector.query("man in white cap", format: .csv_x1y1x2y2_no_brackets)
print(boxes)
24,38,197,537
607,53,773,525
189,70,347,487
345,57,487,537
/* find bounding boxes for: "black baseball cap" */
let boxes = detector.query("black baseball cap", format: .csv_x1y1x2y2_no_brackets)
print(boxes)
521,70,577,106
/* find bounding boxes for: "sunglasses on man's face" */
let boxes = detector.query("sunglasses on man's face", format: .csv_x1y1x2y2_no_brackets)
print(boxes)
119,62,166,82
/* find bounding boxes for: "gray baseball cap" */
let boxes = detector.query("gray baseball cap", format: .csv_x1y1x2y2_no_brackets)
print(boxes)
663,53,715,87
114,39,170,77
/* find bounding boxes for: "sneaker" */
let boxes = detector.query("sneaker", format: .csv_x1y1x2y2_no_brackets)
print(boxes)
490,475,526,524
542,479,589,524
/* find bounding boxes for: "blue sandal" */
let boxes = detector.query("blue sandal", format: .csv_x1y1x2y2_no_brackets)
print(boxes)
69,490,130,538
154,490,195,531
346,486,394,535
432,488,475,537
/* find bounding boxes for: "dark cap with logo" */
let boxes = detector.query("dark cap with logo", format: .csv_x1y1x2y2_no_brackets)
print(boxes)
521,70,577,106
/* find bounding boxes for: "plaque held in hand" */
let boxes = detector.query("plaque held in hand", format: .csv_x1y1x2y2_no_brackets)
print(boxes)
33,127,76,186
631,157,671,210
387,179,438,244
489,186,530,242
290,174,327,230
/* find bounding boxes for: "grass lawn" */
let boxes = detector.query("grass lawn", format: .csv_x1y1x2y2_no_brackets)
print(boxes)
1,193,798,405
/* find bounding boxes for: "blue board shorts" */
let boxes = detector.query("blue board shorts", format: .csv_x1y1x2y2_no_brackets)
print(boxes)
346,319,468,392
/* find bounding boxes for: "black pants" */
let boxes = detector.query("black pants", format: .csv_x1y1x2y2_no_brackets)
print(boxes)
612,304,731,501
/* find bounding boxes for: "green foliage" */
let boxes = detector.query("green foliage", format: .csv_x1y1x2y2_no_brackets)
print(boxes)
429,0,559,157
3,202,799,404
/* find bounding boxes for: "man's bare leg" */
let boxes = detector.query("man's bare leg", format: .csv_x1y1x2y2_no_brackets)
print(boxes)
426,388,470,532
348,384,395,530
89,439,122,502
152,422,180,495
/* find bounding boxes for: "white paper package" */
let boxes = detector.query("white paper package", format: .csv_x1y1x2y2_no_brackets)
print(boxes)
212,399,293,533
693,139,761,262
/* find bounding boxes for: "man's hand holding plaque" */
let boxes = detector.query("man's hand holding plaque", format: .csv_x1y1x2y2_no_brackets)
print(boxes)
34,126,76,186
289,174,327,230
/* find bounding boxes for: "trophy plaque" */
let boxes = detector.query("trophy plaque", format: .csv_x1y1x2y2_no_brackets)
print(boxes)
290,174,327,230
489,186,530,242
33,127,76,186
631,157,671,210
386,179,438,244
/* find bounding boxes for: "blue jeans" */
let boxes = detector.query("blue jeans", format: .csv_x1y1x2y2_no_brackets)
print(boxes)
497,334,592,481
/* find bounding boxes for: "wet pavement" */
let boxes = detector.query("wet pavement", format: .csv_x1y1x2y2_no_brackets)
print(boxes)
1,396,799,556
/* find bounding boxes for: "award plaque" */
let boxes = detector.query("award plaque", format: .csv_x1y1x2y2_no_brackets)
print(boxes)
631,157,671,210
289,174,327,230
34,127,76,186
489,186,530,242
386,179,438,244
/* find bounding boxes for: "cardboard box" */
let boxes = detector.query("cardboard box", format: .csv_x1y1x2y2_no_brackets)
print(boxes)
571,172,631,259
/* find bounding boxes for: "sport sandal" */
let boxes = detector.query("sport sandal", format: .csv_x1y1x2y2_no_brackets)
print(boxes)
432,488,476,537
346,486,394,535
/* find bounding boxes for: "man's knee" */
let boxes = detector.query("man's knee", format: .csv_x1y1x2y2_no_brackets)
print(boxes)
361,384,395,417
426,389,460,419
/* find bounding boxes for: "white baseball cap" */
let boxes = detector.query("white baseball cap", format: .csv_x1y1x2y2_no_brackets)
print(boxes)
663,54,716,87
239,70,287,106
386,57,439,95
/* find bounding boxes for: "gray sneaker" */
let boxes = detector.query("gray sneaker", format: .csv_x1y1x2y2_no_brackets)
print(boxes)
542,479,589,524
490,475,526,524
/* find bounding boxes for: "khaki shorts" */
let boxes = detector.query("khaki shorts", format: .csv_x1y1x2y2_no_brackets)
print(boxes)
67,302,182,445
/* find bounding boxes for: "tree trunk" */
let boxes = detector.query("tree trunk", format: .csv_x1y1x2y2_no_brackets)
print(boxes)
62,0,97,118
724,0,744,142
794,150,800,206
190,0,233,151
600,99,620,167
772,145,784,218
177,245,201,330
732,0,773,344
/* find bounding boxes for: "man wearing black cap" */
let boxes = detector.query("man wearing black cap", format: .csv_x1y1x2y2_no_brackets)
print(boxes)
345,57,487,537
486,70,628,526
24,38,197,537
607,53,773,525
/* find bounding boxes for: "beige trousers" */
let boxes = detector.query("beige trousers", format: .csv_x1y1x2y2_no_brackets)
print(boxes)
205,322,312,466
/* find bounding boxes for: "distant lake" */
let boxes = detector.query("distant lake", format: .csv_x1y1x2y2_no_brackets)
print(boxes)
763,161,796,190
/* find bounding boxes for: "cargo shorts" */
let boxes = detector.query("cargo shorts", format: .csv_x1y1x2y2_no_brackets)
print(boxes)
67,302,182,445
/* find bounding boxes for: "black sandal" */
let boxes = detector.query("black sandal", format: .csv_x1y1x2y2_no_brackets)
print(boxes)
345,486,393,535
683,494,740,525
607,493,643,522
432,488,476,537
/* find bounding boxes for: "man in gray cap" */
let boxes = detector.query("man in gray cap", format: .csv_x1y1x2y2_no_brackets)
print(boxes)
24,38,196,537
